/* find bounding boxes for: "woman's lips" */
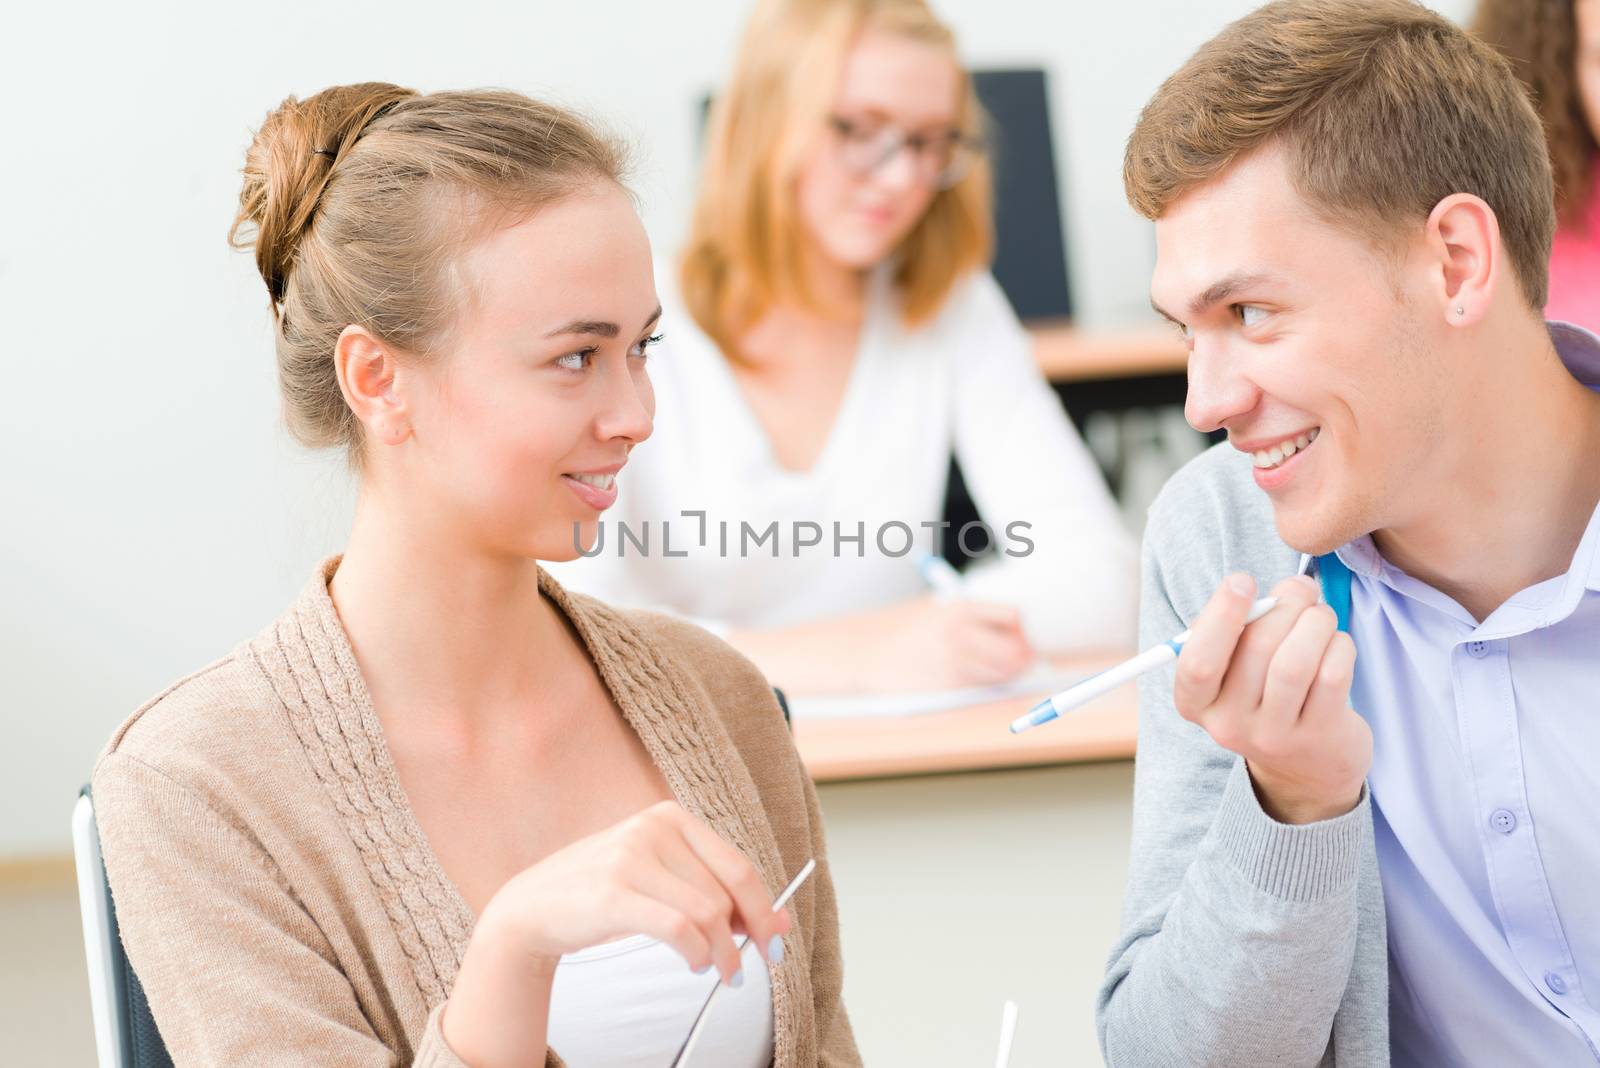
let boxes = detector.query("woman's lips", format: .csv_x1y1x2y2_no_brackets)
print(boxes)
561,473,618,511
857,204,898,227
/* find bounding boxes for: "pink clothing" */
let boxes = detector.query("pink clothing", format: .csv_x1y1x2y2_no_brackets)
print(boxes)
1546,165,1600,333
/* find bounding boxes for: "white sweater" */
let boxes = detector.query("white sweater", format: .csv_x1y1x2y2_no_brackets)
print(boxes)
548,266,1137,652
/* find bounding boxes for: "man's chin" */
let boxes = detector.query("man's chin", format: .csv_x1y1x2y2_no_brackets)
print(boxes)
1270,502,1360,560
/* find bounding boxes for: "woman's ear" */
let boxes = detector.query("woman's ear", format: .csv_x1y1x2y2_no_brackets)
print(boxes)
1424,193,1500,328
334,324,412,446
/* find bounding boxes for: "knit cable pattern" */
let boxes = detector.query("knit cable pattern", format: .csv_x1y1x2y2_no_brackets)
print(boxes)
249,557,473,1005
249,556,815,1066
544,575,817,1068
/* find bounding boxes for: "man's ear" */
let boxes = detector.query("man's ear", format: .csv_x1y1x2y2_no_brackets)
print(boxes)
334,325,412,446
1423,193,1501,328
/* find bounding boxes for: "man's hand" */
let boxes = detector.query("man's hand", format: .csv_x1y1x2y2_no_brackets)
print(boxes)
1172,572,1373,824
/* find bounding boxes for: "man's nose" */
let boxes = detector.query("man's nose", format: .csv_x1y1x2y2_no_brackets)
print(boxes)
1183,339,1260,434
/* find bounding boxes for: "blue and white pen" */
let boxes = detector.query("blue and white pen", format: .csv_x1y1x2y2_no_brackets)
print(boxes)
1008,595,1283,733
1011,555,1316,734
918,552,966,598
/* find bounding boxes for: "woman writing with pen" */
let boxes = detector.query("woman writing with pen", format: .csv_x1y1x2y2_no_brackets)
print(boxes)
91,83,859,1067
549,0,1139,695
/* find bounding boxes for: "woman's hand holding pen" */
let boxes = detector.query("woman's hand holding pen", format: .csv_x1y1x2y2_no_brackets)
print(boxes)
727,595,1035,694
869,595,1036,690
1173,573,1373,825
442,800,789,1068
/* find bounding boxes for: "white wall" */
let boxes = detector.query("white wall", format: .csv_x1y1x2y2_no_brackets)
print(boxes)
0,0,1469,857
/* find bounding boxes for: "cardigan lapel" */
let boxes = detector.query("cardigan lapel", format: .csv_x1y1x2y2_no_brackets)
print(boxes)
541,568,816,1068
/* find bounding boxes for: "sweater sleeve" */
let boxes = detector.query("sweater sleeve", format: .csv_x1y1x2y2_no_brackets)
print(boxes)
92,752,484,1068
947,272,1139,651
796,769,860,1067
1093,454,1369,1066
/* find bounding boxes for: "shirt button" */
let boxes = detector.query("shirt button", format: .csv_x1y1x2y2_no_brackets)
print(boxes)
1467,640,1489,658
1489,809,1517,834
1546,972,1568,996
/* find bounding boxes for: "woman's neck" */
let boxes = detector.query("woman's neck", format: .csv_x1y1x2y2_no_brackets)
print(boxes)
796,238,872,321
738,241,872,363
329,490,563,736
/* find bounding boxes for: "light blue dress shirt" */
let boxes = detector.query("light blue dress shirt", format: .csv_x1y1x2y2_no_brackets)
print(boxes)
1336,322,1600,1065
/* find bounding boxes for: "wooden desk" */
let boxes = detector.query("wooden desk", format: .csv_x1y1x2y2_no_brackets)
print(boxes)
792,652,1138,783
1028,320,1187,382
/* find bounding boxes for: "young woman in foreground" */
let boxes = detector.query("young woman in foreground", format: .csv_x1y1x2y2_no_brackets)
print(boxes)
92,83,859,1068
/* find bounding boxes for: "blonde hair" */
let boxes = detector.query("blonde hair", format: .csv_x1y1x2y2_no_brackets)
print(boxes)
228,82,627,463
680,0,993,359
1124,0,1555,308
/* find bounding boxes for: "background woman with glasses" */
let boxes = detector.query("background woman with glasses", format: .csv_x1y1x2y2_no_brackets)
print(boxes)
551,0,1138,696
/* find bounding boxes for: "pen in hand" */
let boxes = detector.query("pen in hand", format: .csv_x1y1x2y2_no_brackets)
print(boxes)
1009,595,1284,733
1012,558,1315,733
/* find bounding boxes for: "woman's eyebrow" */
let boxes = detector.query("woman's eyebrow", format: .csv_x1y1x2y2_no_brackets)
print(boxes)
544,305,663,339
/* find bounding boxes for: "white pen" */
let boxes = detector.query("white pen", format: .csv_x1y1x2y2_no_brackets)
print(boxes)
1008,595,1283,733
671,859,817,1067
1011,557,1316,734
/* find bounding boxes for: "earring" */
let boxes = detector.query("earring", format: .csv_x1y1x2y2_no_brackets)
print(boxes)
1454,306,1465,316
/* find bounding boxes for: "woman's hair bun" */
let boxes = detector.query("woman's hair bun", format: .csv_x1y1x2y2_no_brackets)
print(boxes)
229,82,418,308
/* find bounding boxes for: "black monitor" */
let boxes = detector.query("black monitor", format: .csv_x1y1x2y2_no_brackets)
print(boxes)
972,68,1074,321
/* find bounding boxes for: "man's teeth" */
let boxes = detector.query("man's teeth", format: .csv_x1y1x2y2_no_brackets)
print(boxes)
1253,427,1320,470
569,473,616,490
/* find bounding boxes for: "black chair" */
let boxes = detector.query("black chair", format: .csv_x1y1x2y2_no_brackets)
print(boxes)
72,787,174,1068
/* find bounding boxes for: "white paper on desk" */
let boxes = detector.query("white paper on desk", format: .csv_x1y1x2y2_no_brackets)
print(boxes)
786,662,1088,719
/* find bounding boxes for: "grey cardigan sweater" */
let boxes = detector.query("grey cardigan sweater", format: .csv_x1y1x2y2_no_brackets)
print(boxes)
1096,443,1390,1067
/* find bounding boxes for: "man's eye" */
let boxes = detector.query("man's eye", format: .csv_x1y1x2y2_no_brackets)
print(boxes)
1238,305,1268,328
555,348,596,371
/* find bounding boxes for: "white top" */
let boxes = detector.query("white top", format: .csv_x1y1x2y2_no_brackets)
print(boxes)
547,934,773,1067
548,265,1137,651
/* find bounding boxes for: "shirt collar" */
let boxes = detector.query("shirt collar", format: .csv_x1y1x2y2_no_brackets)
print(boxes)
1331,320,1600,623
1548,319,1600,390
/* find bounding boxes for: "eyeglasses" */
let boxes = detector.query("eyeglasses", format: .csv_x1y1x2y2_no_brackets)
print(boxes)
826,114,984,191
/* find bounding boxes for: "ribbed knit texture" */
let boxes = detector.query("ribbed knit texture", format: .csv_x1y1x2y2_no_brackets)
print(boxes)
94,556,859,1067
1210,760,1366,904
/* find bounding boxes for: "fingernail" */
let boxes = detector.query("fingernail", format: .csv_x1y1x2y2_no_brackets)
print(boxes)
1228,574,1254,597
730,969,745,989
1298,574,1319,590
693,963,712,975
767,935,784,965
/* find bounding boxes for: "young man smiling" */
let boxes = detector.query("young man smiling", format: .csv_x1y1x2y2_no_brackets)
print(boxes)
1095,2,1600,1065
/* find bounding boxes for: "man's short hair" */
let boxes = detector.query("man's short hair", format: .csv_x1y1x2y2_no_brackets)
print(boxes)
1124,0,1556,308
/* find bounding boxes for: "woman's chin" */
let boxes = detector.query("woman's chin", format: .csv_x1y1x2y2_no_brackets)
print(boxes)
817,233,897,271
541,517,602,561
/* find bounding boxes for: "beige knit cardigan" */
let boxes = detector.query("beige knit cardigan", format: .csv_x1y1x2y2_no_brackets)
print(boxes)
92,557,860,1067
